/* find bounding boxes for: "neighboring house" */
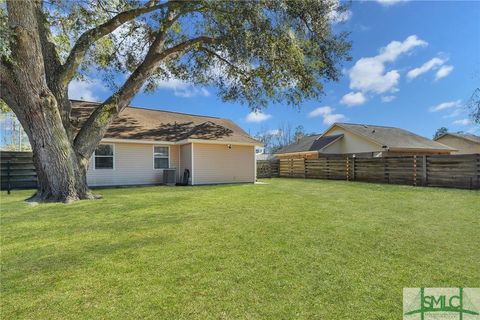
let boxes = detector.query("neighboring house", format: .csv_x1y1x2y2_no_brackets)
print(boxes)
434,133,480,154
275,134,343,159
256,153,277,161
72,100,261,187
255,147,277,160
275,122,455,159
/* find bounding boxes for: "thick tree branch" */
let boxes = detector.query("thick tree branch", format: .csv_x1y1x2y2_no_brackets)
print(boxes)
35,1,62,85
58,0,173,86
73,34,217,158
34,1,77,139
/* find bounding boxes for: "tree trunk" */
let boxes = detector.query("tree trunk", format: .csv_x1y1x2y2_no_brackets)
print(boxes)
15,96,92,202
5,0,94,202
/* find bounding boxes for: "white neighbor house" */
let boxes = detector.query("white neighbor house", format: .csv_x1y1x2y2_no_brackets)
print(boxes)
72,100,262,187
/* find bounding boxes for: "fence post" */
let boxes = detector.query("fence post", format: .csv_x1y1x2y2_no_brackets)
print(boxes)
7,160,11,194
413,155,417,186
346,156,349,181
326,157,330,180
352,157,356,181
303,157,306,178
384,157,389,184
422,155,427,187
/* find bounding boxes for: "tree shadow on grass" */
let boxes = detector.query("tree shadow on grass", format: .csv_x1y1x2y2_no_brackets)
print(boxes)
1,213,196,296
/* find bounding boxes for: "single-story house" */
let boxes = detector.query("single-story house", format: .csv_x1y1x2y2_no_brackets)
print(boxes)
275,122,456,159
72,100,261,187
434,133,480,154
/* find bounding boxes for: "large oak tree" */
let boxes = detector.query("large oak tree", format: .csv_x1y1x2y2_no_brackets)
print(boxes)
0,0,350,202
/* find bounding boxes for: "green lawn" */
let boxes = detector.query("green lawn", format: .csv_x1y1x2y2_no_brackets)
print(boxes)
1,179,479,319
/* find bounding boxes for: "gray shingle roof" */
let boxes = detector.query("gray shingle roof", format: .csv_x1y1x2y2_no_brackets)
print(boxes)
334,123,455,151
275,134,343,154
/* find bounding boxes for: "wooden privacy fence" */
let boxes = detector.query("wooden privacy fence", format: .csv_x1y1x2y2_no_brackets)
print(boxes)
258,154,480,189
257,160,279,178
1,151,37,192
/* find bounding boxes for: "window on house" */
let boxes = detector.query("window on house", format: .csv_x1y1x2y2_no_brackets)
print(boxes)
94,144,114,169
154,146,169,169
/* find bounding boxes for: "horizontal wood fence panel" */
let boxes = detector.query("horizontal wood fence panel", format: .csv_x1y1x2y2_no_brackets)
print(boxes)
257,160,280,178
1,151,37,191
259,153,479,189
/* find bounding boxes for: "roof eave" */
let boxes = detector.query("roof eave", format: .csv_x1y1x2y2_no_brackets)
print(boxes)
274,150,319,156
101,137,262,147
387,147,458,152
178,138,263,147
102,138,176,145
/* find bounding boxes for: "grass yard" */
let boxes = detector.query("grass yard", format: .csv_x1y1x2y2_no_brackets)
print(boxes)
1,179,479,319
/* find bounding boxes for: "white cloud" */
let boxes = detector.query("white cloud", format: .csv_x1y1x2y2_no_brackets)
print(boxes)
308,106,333,118
407,57,445,80
453,118,472,126
429,100,462,112
340,92,367,106
323,113,347,125
245,111,272,123
376,0,408,6
155,78,210,98
377,35,427,61
381,95,396,103
434,65,454,81
328,0,352,23
308,106,346,125
349,35,427,94
68,79,105,102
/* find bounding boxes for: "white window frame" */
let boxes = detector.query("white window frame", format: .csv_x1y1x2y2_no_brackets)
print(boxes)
94,143,115,170
153,145,170,170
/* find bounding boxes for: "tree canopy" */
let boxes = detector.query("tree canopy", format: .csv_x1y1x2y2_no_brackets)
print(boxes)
2,0,350,107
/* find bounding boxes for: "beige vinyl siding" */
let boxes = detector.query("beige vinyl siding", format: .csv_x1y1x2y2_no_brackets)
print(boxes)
87,142,179,187
322,127,381,154
179,143,193,184
192,143,255,184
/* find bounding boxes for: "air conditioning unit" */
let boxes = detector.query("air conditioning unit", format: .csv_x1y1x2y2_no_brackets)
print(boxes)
163,168,176,186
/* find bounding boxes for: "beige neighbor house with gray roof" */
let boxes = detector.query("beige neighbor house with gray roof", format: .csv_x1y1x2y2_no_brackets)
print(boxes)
275,123,455,159
434,133,480,154
72,101,262,187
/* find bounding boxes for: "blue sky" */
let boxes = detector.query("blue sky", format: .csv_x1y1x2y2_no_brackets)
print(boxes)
69,0,480,139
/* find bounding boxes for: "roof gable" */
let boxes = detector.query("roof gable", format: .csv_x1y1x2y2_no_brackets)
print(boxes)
325,123,455,151
436,133,480,144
